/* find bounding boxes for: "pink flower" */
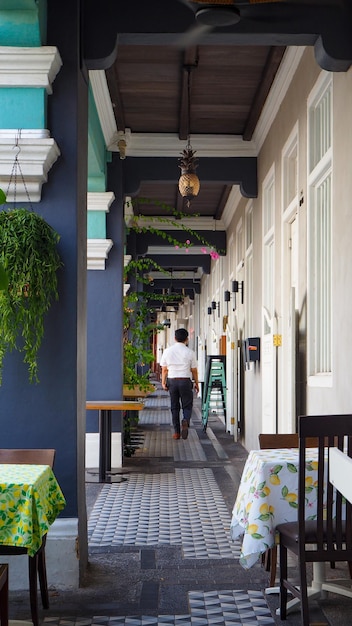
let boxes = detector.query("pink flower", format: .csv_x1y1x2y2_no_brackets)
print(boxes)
186,239,190,245
210,250,220,260
201,247,207,255
175,245,179,250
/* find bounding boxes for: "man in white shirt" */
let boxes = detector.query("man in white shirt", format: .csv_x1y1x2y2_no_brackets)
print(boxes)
160,328,199,440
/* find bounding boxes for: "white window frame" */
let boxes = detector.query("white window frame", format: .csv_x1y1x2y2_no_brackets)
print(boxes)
262,166,275,336
245,202,254,337
307,73,333,387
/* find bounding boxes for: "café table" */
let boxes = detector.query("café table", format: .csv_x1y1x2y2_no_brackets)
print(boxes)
230,447,352,614
86,400,145,483
0,463,66,556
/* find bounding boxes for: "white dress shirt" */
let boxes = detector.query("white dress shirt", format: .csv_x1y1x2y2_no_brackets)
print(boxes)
160,342,197,379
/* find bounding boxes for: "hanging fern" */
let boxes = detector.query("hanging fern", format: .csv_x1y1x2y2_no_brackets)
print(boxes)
0,207,63,383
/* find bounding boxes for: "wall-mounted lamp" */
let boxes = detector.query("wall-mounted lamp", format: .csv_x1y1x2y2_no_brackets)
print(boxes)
224,290,231,315
207,306,212,315
211,300,220,320
232,280,244,305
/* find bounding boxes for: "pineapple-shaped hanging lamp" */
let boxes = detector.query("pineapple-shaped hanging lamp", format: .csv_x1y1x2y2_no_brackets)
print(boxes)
178,145,200,207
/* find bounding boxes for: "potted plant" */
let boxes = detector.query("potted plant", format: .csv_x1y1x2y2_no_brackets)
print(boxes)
0,191,62,383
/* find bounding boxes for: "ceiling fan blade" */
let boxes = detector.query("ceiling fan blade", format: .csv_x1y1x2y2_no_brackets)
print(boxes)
178,0,342,34
177,22,213,48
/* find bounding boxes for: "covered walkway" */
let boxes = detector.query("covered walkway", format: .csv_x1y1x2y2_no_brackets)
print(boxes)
8,384,352,625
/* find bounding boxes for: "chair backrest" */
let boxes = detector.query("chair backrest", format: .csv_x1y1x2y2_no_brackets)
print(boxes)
298,414,352,563
0,449,55,468
259,433,298,449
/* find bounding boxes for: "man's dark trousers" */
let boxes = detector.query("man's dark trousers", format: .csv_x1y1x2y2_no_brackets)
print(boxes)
168,378,193,434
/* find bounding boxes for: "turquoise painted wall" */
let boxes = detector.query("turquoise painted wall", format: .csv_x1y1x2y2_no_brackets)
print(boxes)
0,1,47,128
87,211,106,239
0,87,46,127
0,0,46,46
87,86,107,193
87,85,110,238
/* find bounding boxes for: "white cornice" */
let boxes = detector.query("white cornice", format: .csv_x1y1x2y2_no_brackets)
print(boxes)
0,46,62,93
252,46,306,151
0,130,60,202
89,70,117,148
145,245,218,255
87,191,115,212
109,131,257,158
221,187,243,229
87,239,114,270
132,216,225,231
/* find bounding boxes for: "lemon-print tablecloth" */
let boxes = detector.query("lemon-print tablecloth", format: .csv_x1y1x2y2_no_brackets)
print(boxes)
0,464,66,556
230,448,319,569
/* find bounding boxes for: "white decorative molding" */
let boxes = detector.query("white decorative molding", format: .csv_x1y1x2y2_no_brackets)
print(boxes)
253,46,306,151
87,239,114,270
0,129,60,202
134,216,225,231
124,255,132,295
0,46,62,93
89,69,118,148
118,131,256,158
87,191,115,212
221,186,243,229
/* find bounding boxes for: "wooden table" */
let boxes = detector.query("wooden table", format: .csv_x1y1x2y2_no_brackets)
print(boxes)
86,400,145,482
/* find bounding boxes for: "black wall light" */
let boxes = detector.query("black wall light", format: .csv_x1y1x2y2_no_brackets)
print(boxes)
224,290,231,315
232,280,244,304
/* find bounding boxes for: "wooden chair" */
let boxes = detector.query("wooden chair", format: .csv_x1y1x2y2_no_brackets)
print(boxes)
258,433,299,586
277,415,352,626
0,449,56,626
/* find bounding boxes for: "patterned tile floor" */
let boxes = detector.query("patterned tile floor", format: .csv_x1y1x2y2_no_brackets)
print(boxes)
88,467,240,558
79,388,274,625
42,589,275,625
82,390,277,624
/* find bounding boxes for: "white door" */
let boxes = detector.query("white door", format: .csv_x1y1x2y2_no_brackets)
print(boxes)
262,306,277,433
280,215,298,432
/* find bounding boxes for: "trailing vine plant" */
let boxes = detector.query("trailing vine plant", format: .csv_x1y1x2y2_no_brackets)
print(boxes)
123,196,221,453
126,196,223,259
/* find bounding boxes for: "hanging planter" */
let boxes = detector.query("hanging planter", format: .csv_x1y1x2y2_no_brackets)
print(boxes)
0,196,62,384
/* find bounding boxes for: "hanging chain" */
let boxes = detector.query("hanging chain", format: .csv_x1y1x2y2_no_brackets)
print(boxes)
5,130,33,210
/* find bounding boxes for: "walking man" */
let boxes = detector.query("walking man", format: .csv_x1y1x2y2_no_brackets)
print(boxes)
160,328,199,440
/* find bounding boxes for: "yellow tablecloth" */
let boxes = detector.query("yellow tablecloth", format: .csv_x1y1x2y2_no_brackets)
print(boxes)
230,447,319,569
0,464,66,556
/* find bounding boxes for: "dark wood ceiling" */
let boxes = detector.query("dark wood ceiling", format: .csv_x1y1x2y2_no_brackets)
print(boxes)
107,44,285,139
83,0,352,292
106,43,285,224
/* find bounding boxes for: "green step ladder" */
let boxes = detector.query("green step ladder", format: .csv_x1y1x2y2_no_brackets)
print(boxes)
202,355,226,431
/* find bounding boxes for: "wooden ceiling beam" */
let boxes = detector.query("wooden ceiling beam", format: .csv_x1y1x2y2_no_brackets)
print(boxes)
179,47,199,141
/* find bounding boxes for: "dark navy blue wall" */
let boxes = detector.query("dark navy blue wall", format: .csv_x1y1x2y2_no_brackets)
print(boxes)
0,2,88,520
86,157,124,431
